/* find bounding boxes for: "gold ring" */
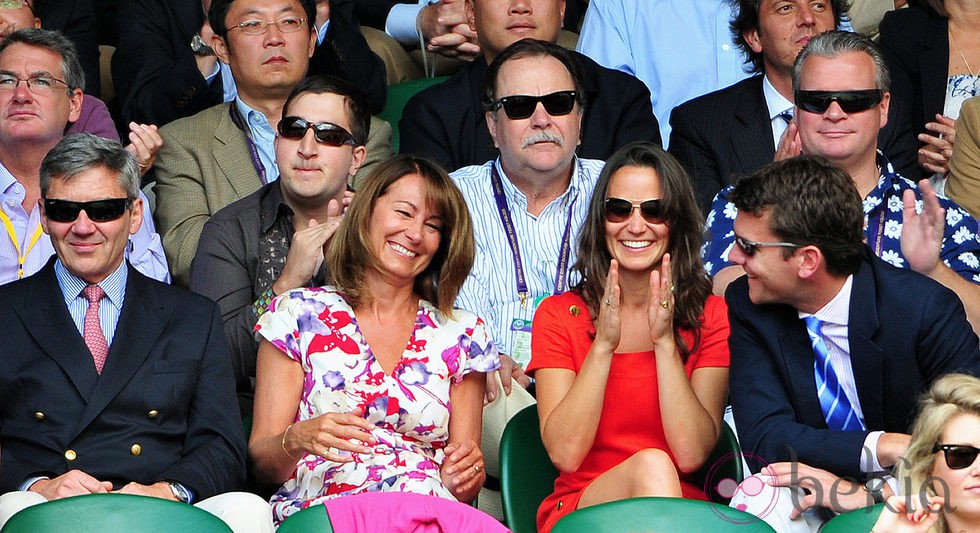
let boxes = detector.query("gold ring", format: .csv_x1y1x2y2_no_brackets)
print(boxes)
604,298,612,306
660,300,670,309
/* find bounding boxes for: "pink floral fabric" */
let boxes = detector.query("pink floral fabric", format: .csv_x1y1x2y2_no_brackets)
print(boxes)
255,286,499,524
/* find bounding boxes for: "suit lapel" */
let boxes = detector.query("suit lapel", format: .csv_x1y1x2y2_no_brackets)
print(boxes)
732,77,777,172
847,257,884,429
75,268,168,432
775,308,826,429
213,104,264,199
19,261,99,399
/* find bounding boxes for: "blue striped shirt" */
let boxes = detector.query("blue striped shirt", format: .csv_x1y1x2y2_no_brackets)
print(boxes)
451,157,604,365
55,259,128,347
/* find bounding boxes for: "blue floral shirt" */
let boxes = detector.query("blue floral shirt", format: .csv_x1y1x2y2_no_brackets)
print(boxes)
702,153,980,282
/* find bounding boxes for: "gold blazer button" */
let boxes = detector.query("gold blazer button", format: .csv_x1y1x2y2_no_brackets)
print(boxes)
64,449,77,461
130,444,142,456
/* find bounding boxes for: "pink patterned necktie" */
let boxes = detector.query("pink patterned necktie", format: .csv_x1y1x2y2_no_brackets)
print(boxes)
82,285,109,374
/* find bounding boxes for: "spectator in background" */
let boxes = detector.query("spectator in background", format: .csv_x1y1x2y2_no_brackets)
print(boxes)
0,29,167,285
152,0,392,286
112,0,386,130
399,0,659,172
669,0,917,214
576,0,749,145
189,75,368,417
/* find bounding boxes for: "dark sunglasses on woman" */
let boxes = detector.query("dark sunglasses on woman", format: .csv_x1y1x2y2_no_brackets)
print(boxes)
43,198,132,223
277,116,357,147
603,197,666,224
794,89,884,114
491,90,577,120
933,444,980,470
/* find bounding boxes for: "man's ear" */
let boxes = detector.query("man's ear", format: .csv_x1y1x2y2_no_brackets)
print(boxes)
878,90,890,130
743,28,764,55
797,245,824,280
212,34,231,64
67,88,83,123
485,111,499,148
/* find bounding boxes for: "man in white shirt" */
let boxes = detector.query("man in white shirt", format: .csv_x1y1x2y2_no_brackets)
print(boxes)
450,39,604,397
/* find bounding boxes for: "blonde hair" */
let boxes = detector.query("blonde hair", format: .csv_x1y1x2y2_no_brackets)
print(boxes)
325,155,474,317
896,373,980,533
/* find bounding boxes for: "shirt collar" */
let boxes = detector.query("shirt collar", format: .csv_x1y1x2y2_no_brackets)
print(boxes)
54,258,128,312
762,74,794,121
493,156,583,210
258,180,293,234
234,97,273,133
798,274,853,328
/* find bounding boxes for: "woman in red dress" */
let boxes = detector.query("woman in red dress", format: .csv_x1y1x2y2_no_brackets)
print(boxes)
528,142,731,532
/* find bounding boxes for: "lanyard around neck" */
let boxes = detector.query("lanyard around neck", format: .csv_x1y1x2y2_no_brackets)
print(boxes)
228,103,270,185
0,207,43,279
489,162,576,309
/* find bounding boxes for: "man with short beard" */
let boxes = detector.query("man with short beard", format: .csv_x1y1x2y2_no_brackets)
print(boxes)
450,39,603,399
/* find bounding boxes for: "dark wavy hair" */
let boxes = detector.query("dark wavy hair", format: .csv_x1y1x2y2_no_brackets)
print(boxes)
571,142,711,359
326,155,474,317
731,0,851,74
729,155,865,276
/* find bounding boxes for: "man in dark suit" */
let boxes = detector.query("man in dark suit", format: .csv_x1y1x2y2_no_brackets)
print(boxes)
111,0,386,129
668,0,917,214
724,156,980,532
399,0,660,172
0,134,269,531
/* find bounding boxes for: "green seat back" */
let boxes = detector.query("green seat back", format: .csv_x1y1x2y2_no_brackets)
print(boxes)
276,503,334,533
819,503,885,533
499,404,559,533
376,76,448,152
551,496,777,533
0,493,232,532
691,422,745,504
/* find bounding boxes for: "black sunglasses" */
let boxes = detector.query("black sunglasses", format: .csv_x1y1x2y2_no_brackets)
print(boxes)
794,89,884,114
492,90,577,120
43,198,132,223
934,444,980,470
734,235,801,257
603,197,666,224
277,116,357,147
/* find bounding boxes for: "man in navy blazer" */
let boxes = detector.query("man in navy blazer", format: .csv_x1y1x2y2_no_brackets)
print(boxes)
724,156,980,532
0,135,269,531
668,0,918,214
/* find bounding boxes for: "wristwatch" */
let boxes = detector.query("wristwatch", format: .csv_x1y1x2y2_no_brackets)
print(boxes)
168,481,191,503
190,33,215,57
865,477,885,504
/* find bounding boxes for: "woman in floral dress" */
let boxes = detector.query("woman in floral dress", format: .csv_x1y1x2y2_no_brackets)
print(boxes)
246,156,501,526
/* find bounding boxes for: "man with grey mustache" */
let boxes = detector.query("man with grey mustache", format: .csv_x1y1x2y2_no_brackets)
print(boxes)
450,39,604,402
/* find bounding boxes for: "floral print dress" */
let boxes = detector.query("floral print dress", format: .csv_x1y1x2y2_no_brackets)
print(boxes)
255,286,500,524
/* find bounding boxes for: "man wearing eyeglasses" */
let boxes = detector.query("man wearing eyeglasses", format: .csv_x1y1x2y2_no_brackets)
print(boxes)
188,75,367,418
668,0,918,215
0,134,273,532
702,31,980,335
450,39,603,405
152,0,392,287
113,0,386,128
722,155,980,532
0,28,169,286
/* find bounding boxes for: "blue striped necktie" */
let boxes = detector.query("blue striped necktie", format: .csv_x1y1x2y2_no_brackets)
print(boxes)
803,316,865,431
